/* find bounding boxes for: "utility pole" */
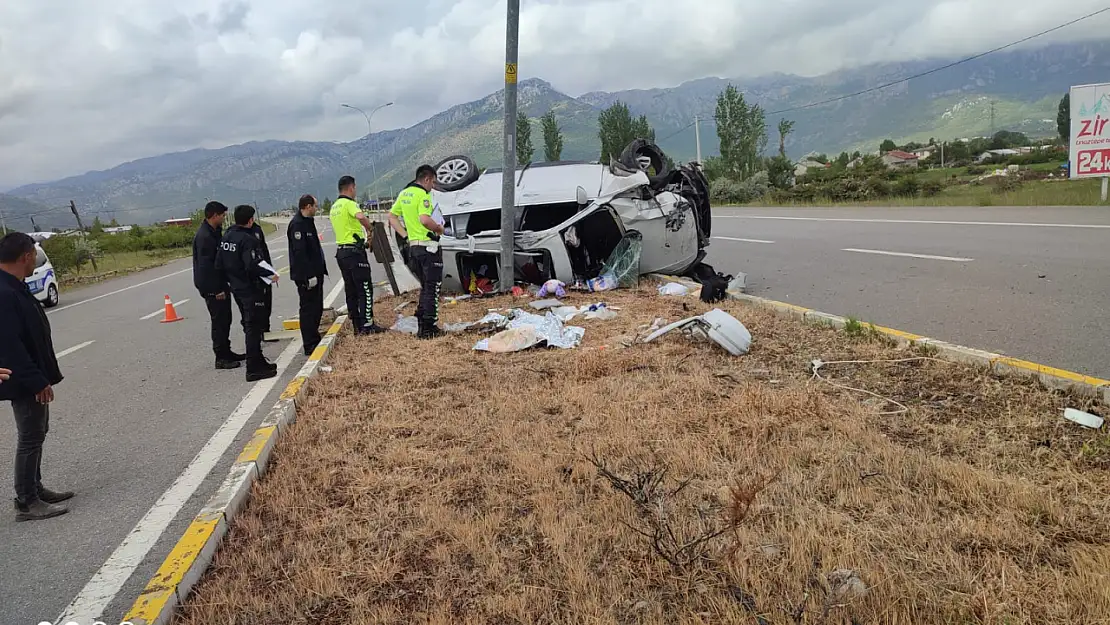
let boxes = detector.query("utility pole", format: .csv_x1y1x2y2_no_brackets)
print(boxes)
694,115,703,164
0,205,7,234
69,200,98,272
499,0,519,293
989,101,996,136
941,141,945,169
30,216,39,232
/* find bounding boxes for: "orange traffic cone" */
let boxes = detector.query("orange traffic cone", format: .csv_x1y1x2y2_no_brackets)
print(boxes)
160,294,183,323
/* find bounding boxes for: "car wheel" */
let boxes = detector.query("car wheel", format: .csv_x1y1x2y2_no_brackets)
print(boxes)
44,284,59,308
619,139,672,179
434,155,480,192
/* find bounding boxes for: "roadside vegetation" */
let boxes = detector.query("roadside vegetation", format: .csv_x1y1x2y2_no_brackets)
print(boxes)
41,211,277,289
176,287,1108,625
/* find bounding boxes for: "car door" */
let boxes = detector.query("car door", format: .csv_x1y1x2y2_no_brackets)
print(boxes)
25,247,50,294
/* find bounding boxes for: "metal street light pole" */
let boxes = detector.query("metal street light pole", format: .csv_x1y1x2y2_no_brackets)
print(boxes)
341,102,394,197
500,0,520,292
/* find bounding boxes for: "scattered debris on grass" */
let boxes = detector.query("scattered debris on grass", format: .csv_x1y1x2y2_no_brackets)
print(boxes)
175,286,1110,625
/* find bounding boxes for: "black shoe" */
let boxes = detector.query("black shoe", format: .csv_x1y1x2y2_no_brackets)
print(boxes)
356,324,387,336
303,342,320,356
39,487,74,504
215,358,242,370
418,326,448,340
228,351,247,362
246,365,278,382
262,335,280,343
14,498,68,522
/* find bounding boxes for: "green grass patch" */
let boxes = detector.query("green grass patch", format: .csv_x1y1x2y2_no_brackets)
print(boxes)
753,178,1103,207
57,248,189,290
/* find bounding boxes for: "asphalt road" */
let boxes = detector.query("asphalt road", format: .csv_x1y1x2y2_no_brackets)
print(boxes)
706,206,1110,379
0,218,402,625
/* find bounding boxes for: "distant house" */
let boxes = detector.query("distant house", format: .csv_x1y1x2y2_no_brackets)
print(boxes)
794,160,829,177
881,151,919,169
911,147,934,160
164,218,193,227
976,149,1020,163
103,225,133,234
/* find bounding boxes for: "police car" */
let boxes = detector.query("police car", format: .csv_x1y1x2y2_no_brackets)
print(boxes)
25,243,60,308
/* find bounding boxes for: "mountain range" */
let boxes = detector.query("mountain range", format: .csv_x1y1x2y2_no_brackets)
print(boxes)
5,41,1107,230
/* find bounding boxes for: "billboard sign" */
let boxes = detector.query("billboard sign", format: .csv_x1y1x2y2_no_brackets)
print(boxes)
1070,82,1110,179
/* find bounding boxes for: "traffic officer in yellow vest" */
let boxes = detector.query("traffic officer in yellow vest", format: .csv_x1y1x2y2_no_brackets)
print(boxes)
329,175,385,335
388,165,445,339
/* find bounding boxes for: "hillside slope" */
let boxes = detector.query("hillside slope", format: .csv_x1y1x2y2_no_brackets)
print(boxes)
8,42,1104,225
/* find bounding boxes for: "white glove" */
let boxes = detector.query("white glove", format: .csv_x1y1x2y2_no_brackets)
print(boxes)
307,277,318,289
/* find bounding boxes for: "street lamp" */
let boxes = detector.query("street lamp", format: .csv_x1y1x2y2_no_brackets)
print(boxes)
341,102,394,196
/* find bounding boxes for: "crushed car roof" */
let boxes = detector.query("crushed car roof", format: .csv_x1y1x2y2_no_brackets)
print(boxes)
435,162,649,216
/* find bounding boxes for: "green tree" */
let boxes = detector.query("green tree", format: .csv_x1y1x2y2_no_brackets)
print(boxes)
90,216,105,236
715,84,768,179
598,101,655,163
835,152,851,168
1058,93,1070,144
880,139,898,153
766,155,794,190
321,196,333,215
776,119,795,158
516,112,534,166
540,111,564,161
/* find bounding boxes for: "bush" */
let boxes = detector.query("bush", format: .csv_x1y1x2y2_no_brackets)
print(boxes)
710,171,769,204
893,176,920,197
921,180,944,197
865,177,891,198
41,237,80,273
966,166,986,176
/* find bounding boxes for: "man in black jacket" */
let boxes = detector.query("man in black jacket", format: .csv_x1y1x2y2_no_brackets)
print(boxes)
288,194,329,355
249,219,276,340
193,201,245,370
0,233,72,522
217,205,281,382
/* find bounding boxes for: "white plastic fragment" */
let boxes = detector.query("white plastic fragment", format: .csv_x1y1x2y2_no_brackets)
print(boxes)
657,282,690,296
1064,407,1104,429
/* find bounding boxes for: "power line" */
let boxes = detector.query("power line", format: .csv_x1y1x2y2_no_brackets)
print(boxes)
767,6,1110,116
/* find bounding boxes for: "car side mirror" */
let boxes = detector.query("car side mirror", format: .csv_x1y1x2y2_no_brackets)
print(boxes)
576,186,588,206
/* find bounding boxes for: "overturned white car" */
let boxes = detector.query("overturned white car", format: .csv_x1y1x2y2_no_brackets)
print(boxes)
426,141,714,294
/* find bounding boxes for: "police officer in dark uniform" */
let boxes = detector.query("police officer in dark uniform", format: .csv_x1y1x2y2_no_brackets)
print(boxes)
249,218,276,340
217,205,280,382
287,194,328,355
192,201,245,370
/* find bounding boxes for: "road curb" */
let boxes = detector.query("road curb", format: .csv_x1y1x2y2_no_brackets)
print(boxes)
648,274,1110,401
122,315,349,625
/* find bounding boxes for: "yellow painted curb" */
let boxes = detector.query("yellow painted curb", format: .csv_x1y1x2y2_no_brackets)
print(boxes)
309,344,328,361
282,318,300,331
729,292,1108,399
122,315,350,624
236,426,276,464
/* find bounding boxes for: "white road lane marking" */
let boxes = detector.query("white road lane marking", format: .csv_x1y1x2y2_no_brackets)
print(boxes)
46,268,193,315
714,236,776,244
56,341,95,358
56,278,346,623
140,299,189,320
718,215,1110,229
842,248,974,262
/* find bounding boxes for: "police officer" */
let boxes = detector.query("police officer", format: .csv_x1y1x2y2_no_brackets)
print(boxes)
288,194,328,355
329,175,384,335
217,205,280,381
389,165,445,339
249,217,276,340
192,201,245,370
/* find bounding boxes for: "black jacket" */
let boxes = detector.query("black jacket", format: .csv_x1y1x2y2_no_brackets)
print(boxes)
287,211,328,283
192,220,227,296
0,269,63,401
216,225,273,296
250,223,272,265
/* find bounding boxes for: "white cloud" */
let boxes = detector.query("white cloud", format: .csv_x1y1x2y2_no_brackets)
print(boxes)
0,0,1106,188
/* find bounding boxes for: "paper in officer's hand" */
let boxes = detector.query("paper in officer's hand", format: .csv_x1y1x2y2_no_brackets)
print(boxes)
258,260,278,286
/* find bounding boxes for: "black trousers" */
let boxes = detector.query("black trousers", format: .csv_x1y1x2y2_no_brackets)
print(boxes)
297,279,324,353
204,293,233,358
411,246,444,329
261,284,273,333
12,397,48,504
232,291,268,364
337,248,375,331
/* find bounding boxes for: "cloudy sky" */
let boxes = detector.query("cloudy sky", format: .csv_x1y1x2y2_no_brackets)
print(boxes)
0,0,1106,189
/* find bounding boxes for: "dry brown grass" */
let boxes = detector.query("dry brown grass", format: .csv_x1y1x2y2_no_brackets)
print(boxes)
176,286,1110,625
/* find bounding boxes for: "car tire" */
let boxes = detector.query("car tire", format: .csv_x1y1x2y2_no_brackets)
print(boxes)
433,155,480,192
44,284,59,308
619,139,671,180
